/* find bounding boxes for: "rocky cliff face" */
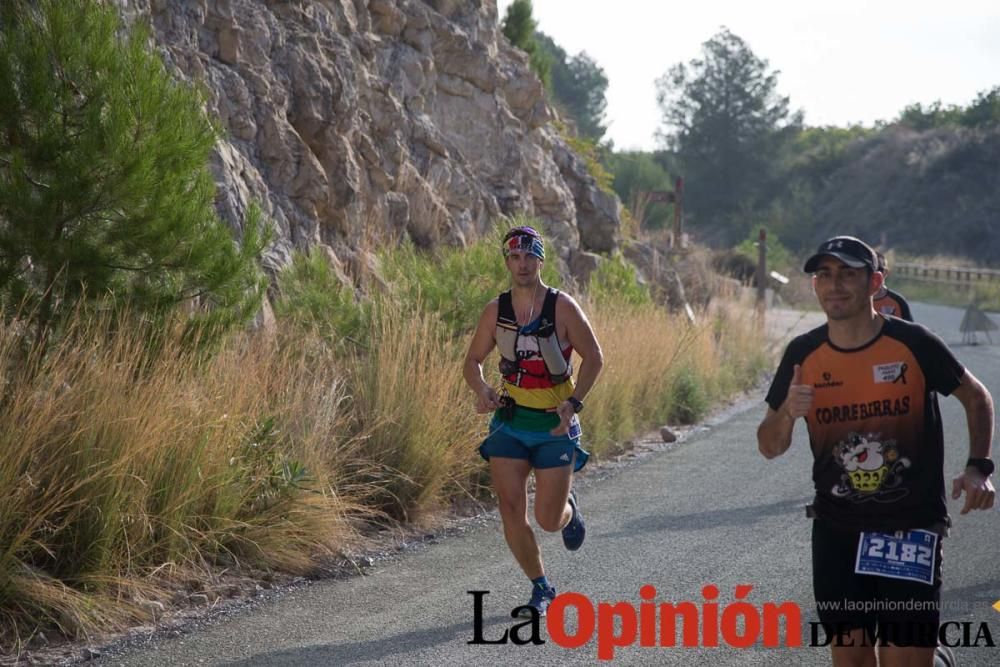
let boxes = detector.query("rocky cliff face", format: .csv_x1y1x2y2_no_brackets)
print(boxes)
117,0,620,283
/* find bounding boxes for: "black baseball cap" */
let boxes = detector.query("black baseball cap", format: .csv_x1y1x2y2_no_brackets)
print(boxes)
803,236,878,273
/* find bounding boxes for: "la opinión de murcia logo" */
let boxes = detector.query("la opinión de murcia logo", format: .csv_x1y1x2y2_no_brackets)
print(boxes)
469,585,800,660
468,586,997,660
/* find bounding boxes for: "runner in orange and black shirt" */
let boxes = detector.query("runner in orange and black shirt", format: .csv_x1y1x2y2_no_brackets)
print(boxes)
873,251,913,321
769,317,957,531
758,236,995,667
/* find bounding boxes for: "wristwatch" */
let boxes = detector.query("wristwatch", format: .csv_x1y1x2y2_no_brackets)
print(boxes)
566,396,584,414
966,457,995,477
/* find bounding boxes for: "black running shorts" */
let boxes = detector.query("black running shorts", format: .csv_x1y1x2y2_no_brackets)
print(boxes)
812,519,942,648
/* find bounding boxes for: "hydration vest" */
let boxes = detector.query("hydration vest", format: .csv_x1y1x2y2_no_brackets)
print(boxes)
495,287,573,387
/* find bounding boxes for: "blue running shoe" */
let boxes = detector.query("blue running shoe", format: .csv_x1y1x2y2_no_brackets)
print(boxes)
562,489,585,551
520,583,557,617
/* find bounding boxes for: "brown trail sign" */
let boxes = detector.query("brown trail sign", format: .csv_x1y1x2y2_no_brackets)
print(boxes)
639,176,685,248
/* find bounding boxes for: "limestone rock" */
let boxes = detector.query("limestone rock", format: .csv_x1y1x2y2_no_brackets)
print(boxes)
568,249,603,286
112,0,620,277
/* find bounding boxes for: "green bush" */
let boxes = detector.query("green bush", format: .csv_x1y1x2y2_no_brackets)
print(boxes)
589,252,652,307
562,131,615,194
608,151,675,230
378,220,560,337
734,227,795,275
273,250,370,348
668,366,708,424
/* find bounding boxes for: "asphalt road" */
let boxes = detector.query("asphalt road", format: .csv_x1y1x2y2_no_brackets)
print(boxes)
97,302,1000,666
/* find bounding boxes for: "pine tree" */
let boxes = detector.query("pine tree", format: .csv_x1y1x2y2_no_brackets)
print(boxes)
656,28,801,236
0,0,268,349
501,0,550,87
536,32,609,142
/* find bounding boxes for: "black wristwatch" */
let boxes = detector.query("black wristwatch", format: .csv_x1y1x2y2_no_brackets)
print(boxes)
966,457,995,477
566,396,584,414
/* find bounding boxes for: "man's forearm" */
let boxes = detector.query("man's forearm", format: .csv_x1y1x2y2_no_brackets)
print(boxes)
965,388,995,460
571,354,603,401
757,409,795,459
463,357,488,394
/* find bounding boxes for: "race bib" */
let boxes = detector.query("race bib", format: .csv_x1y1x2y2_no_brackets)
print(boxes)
568,415,582,439
855,529,938,585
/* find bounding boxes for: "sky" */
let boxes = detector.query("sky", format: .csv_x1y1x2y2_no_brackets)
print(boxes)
497,0,1000,150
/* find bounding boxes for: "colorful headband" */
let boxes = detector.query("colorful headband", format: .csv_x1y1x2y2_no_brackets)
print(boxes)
502,227,545,260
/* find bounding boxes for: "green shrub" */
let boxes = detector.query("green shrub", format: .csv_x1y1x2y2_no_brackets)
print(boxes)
589,252,652,307
562,131,615,194
734,227,794,275
273,250,370,348
378,220,560,337
668,366,708,424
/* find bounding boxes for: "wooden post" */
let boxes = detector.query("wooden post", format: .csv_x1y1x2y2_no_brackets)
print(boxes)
756,227,767,324
671,176,684,249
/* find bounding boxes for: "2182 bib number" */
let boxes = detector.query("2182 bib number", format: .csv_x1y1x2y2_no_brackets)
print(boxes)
855,530,938,585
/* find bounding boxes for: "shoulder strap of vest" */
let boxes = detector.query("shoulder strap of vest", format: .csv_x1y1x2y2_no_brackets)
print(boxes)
537,288,559,334
497,290,517,327
495,291,518,366
542,288,558,316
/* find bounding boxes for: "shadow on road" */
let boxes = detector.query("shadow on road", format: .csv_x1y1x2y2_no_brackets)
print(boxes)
600,497,811,540
221,614,511,666
942,579,1000,609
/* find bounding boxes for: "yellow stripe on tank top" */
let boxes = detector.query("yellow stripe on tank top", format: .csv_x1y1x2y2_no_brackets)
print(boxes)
504,379,576,410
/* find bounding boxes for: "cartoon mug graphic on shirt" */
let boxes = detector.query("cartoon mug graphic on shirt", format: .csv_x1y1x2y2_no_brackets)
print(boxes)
831,432,911,502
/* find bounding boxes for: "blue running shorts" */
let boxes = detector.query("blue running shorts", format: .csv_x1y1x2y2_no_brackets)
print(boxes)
479,414,589,471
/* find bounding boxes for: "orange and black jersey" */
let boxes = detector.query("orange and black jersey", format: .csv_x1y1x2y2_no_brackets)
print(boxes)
873,288,913,321
766,316,965,532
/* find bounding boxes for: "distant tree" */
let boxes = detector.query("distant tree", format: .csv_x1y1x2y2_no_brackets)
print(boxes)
763,124,875,248
896,88,1000,131
897,100,963,130
784,125,873,190
655,27,800,238
501,0,550,87
608,152,673,229
536,33,608,142
561,52,608,142
0,0,268,349
961,87,1000,128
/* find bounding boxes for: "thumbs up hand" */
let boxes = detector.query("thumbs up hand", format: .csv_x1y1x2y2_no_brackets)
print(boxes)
782,364,814,420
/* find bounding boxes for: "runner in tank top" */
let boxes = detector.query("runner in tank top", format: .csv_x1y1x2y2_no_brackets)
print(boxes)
463,226,604,616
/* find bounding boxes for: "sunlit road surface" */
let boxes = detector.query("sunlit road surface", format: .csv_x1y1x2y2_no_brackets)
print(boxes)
97,302,1000,666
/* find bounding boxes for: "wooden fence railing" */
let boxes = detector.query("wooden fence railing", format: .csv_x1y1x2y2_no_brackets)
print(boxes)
893,263,1000,286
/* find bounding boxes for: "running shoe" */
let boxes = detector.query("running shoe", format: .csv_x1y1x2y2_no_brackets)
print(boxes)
519,583,557,617
934,644,957,667
561,489,585,551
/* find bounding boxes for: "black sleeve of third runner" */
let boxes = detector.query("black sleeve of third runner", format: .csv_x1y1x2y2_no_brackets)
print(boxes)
765,336,811,411
892,290,914,322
